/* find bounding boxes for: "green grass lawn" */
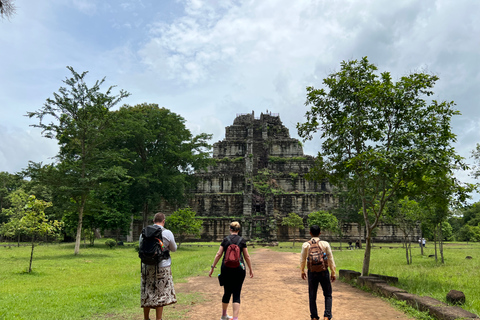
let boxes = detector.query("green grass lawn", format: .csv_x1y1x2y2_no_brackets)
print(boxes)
272,241,480,317
0,242,220,320
1,241,478,319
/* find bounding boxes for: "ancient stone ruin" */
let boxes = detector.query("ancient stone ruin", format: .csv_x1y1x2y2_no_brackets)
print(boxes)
129,111,420,242
180,111,337,241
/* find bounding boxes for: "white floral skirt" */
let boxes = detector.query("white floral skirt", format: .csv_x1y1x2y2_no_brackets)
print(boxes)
141,265,177,308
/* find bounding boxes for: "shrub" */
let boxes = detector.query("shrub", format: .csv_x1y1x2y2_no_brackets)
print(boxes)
104,238,116,248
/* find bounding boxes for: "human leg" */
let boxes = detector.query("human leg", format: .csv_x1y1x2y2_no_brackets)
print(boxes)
319,270,333,320
308,270,320,319
155,306,163,320
143,307,151,320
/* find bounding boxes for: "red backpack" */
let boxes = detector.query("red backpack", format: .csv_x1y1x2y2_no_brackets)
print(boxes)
224,236,242,268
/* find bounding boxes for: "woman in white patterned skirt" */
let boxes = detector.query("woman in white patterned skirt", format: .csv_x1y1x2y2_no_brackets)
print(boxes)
140,212,177,320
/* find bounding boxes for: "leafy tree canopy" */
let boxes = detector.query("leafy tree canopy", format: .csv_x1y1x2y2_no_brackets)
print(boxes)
297,57,469,275
307,211,338,233
165,207,202,245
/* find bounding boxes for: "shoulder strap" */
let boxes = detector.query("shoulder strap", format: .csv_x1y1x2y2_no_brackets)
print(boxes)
234,236,242,246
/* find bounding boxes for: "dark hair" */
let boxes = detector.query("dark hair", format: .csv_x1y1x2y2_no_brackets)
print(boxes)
153,212,165,223
310,225,321,237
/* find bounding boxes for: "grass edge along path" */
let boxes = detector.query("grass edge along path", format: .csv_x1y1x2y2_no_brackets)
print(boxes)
271,241,480,318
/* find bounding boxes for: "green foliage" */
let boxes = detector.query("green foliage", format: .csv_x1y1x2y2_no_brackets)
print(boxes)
268,156,308,163
26,67,130,255
456,225,480,242
104,238,116,248
307,210,338,233
215,157,244,163
281,212,304,229
166,207,203,244
297,56,470,275
252,168,285,196
111,104,212,227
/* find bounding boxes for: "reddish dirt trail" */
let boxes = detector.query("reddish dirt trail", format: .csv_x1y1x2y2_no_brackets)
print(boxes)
175,248,414,320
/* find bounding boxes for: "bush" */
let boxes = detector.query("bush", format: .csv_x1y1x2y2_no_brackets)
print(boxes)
104,239,116,248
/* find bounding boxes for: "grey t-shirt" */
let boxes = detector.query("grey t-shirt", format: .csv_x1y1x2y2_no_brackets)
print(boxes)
139,224,177,268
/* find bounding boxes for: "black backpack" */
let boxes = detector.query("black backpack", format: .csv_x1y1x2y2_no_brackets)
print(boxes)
138,225,169,265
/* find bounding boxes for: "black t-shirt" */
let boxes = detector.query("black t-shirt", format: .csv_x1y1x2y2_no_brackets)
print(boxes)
220,234,247,265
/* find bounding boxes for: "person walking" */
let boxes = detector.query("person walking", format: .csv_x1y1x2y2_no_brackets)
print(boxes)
140,212,177,320
209,221,254,320
300,225,336,320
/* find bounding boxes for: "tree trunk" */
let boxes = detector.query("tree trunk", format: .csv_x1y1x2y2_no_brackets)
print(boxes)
29,238,35,273
357,223,362,249
408,241,412,264
361,225,373,276
142,202,149,228
434,225,438,261
74,195,87,255
439,227,444,264
404,236,410,264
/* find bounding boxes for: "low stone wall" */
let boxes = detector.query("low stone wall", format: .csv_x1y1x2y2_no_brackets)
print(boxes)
339,270,479,320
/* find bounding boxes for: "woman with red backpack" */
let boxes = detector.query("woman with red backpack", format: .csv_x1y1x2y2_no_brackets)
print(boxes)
209,221,254,320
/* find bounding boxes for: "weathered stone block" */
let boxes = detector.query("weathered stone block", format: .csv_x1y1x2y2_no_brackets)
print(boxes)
339,269,361,281
357,276,380,287
409,295,447,312
392,292,417,304
446,289,466,305
373,283,407,298
428,305,479,320
369,273,399,284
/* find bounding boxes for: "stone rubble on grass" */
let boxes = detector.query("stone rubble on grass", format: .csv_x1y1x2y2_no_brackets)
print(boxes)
339,269,479,320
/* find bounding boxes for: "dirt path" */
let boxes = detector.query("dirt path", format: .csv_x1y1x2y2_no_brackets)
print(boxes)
175,248,414,320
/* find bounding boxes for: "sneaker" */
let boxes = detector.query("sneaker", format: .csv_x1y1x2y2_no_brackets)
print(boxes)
220,316,233,320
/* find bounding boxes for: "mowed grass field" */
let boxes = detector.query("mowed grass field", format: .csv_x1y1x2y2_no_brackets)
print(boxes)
1,241,479,319
0,242,220,320
273,241,480,317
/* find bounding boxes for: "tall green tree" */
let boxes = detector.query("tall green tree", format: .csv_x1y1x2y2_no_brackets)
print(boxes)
281,212,304,246
26,67,130,255
112,104,212,227
297,57,469,275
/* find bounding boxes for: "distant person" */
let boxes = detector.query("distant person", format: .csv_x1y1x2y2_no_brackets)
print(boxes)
418,238,422,248
348,241,353,250
209,221,254,320
300,225,336,320
355,239,360,249
140,212,177,320
422,238,426,247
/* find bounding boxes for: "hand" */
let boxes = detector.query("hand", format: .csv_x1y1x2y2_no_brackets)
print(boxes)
249,269,254,278
208,267,214,278
331,274,336,282
301,272,307,280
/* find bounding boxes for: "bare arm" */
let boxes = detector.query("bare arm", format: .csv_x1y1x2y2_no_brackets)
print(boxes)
208,246,224,277
243,247,254,278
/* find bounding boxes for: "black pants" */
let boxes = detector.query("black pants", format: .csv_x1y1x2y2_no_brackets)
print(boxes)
308,270,332,319
221,265,246,304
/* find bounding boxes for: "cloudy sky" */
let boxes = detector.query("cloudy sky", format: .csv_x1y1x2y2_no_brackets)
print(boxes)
1,0,480,201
